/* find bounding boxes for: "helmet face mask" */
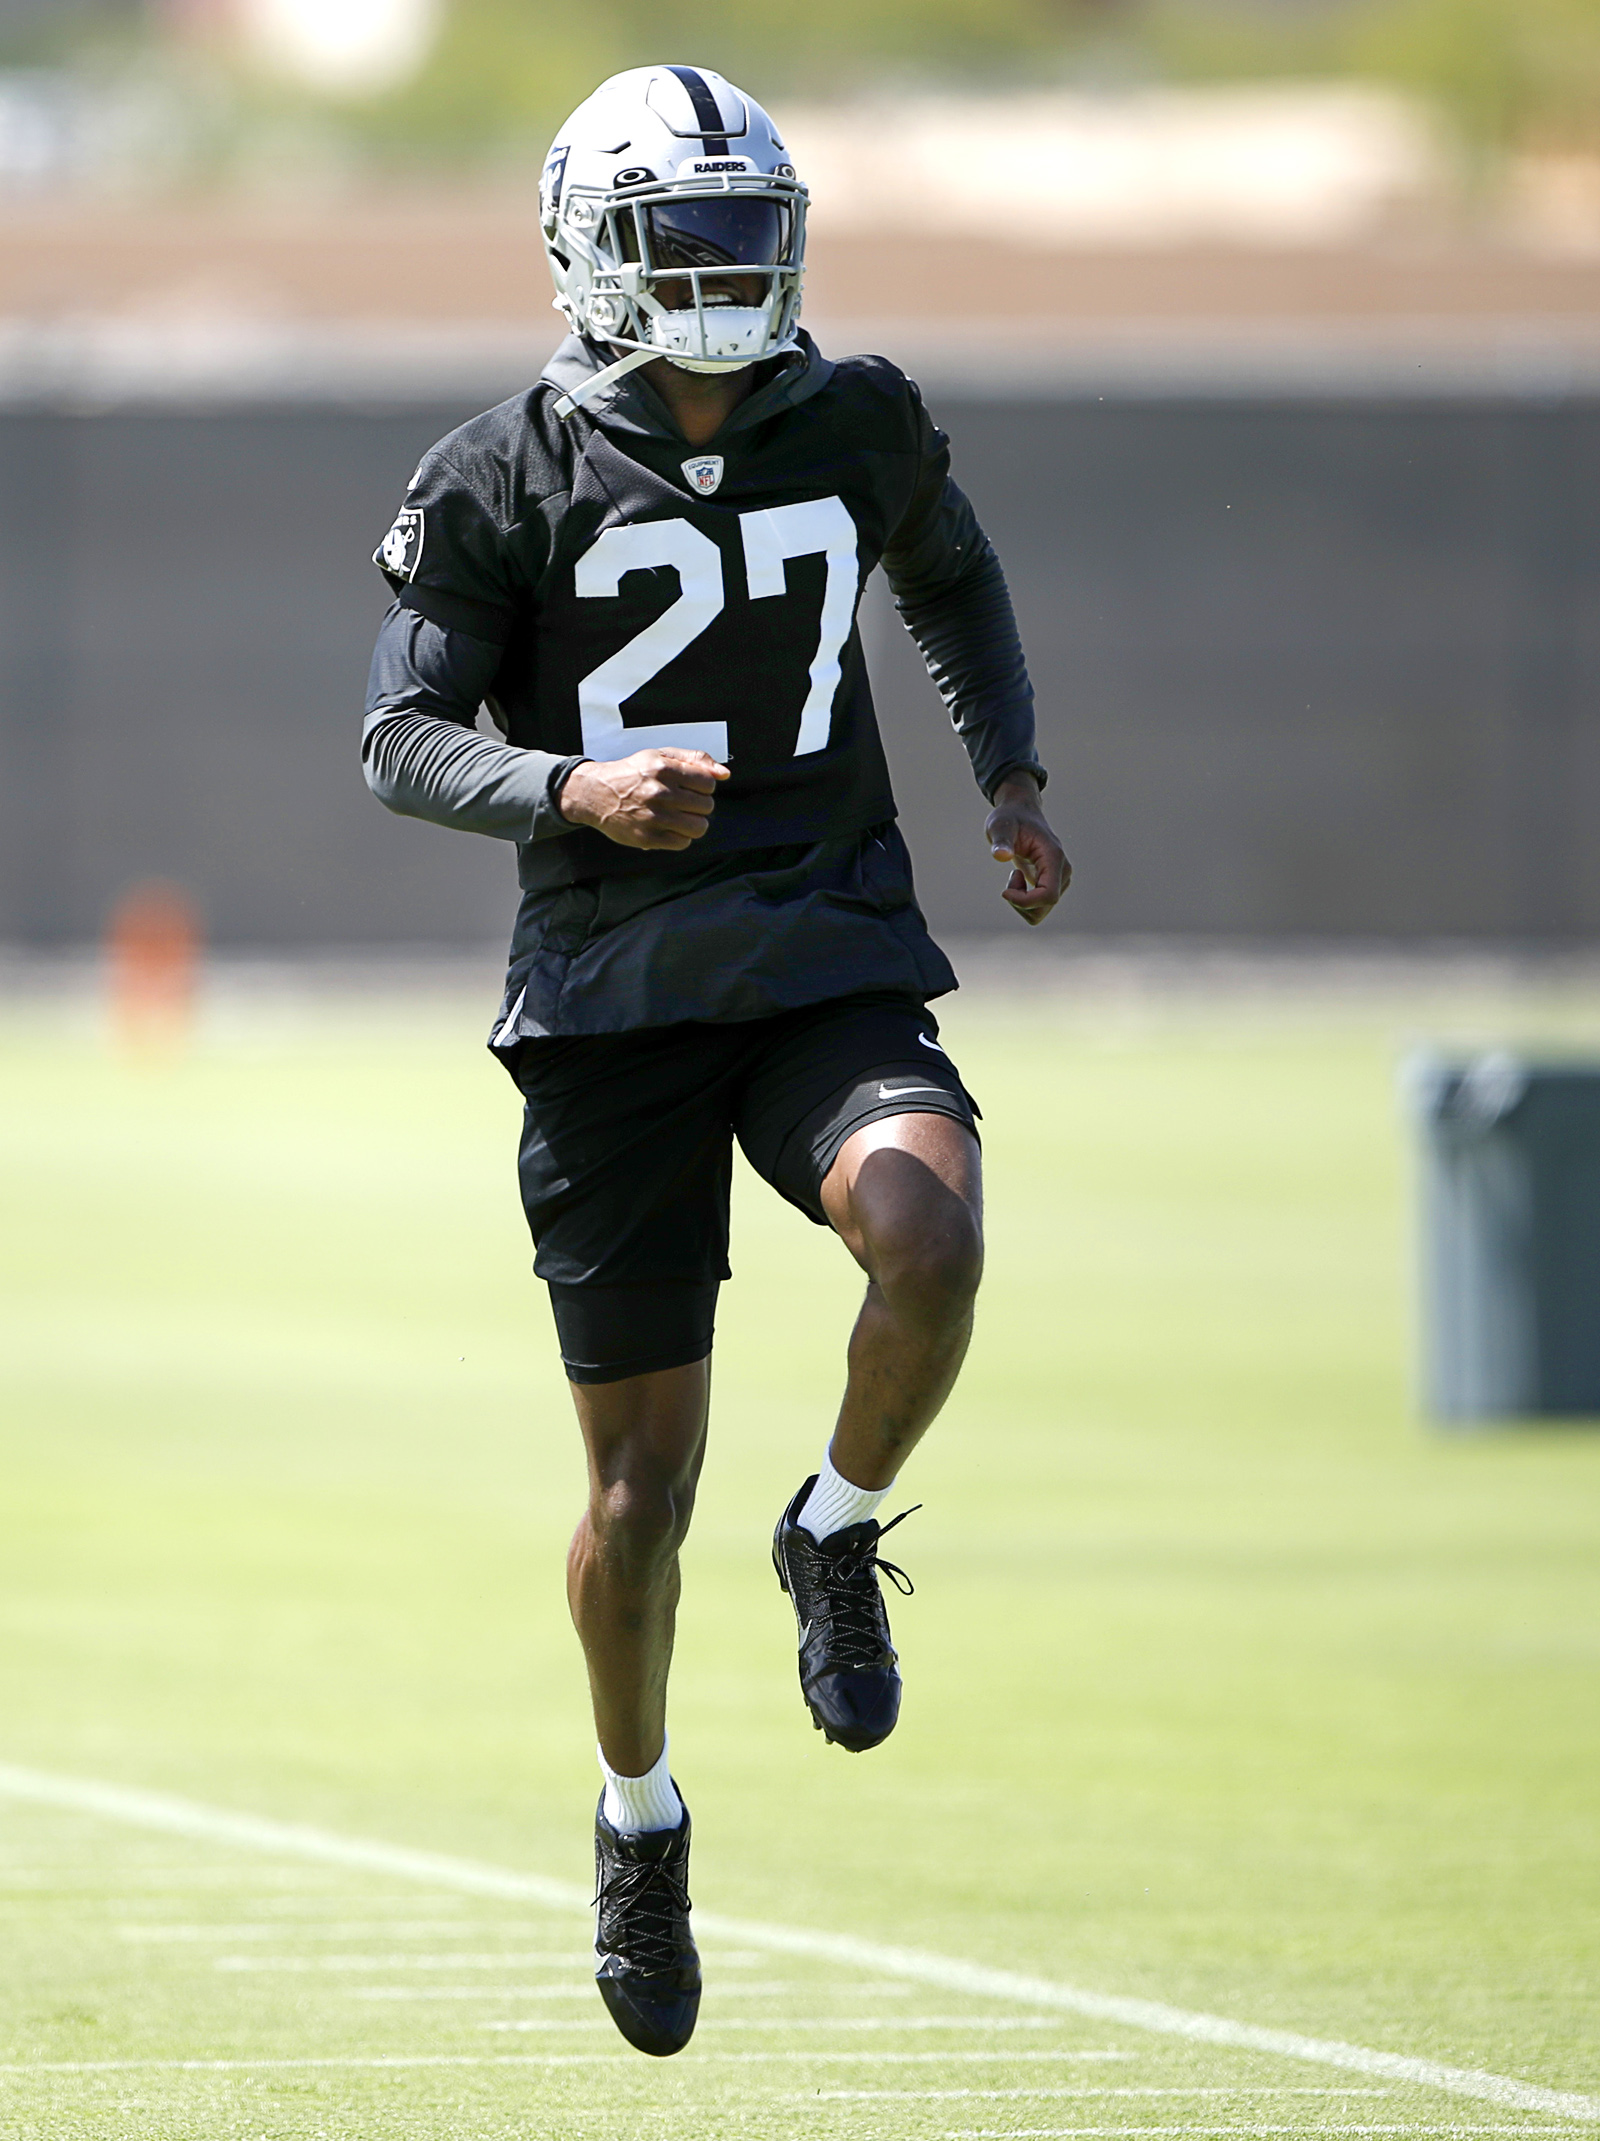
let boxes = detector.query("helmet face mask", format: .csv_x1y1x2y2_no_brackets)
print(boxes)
542,67,808,375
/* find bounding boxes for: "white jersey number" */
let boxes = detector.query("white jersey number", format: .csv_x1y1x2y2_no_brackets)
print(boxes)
573,499,859,764
574,519,728,763
739,497,859,758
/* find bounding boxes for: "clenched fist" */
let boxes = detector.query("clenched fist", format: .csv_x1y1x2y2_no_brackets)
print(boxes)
557,748,731,852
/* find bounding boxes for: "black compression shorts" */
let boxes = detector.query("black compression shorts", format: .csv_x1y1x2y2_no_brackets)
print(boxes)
510,992,980,1384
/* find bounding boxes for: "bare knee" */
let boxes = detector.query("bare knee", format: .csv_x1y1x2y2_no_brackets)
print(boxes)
827,1120,984,1333
589,1460,696,1578
868,1196,984,1331
570,1359,708,1582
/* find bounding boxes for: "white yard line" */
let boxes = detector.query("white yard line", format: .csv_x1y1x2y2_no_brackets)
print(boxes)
744,2052,1133,2063
0,1760,1594,2125
0,2054,752,2074
118,1923,582,1943
0,2046,1139,2063
0,2046,1165,2063
345,1981,804,1999
214,1952,598,1969
821,2091,1401,2102
483,2015,1086,2031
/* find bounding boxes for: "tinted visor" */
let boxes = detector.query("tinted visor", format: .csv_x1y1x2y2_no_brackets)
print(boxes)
641,196,792,274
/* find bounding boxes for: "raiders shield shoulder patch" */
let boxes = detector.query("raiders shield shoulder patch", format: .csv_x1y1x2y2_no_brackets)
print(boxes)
680,455,724,497
375,508,424,582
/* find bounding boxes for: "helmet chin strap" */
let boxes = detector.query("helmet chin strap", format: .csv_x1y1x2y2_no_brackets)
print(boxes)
552,338,763,419
552,344,658,421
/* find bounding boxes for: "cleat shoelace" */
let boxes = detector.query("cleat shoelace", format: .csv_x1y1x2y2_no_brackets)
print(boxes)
595,1856,692,1975
809,1504,919,1670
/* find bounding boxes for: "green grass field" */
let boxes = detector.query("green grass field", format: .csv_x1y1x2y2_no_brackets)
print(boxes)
1,974,1597,2140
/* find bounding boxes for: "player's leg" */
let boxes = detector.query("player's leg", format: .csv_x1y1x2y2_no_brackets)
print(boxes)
565,1356,710,1782
821,1109,983,1492
736,1000,982,1750
563,1347,709,2060
513,1029,737,2058
771,1112,981,1749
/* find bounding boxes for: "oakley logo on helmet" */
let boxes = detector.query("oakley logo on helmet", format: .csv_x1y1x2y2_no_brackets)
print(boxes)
614,166,653,186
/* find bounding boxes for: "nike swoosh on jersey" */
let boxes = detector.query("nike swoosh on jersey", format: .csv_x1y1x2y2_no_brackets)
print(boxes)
917,1033,948,1055
877,1083,948,1099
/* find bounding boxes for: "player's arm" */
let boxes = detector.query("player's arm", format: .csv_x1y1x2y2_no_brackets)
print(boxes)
363,604,583,841
366,445,726,852
364,606,728,851
881,401,1070,925
366,445,599,843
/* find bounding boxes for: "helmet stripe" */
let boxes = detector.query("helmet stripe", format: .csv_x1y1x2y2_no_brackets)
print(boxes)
665,65,741,149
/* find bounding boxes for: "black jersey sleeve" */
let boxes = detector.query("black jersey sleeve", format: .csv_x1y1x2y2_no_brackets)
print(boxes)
374,444,534,643
363,603,582,844
879,388,1047,801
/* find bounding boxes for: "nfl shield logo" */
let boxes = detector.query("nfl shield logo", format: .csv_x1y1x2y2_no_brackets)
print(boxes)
681,455,724,497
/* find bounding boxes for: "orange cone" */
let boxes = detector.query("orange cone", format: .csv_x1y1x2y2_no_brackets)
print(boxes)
107,883,202,1058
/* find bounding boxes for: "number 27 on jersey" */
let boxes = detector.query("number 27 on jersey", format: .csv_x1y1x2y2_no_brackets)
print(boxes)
574,495,858,764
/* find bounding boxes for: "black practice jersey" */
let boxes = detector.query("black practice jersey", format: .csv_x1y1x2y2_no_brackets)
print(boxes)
363,331,1045,1040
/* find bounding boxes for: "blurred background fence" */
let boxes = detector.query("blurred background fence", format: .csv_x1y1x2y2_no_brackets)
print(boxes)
3,0,1600,952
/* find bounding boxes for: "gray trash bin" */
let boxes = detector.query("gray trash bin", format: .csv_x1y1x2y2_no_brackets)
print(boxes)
1407,1055,1600,1420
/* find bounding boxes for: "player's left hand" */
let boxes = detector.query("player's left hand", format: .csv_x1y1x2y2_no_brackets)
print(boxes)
985,773,1069,926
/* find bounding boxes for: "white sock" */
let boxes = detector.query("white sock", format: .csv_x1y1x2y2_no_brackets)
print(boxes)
598,1738,683,1836
798,1450,892,1542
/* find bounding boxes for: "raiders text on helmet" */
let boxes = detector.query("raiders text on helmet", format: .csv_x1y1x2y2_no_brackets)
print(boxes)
540,65,807,399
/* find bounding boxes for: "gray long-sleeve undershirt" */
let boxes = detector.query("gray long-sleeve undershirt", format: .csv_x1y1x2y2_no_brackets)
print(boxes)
362,606,582,843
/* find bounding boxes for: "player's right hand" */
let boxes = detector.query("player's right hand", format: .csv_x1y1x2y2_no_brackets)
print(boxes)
556,748,730,851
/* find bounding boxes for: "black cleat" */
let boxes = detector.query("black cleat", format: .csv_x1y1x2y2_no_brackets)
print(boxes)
772,1476,919,1753
592,1794,701,2057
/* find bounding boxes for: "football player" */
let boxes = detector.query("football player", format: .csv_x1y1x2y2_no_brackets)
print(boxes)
364,63,1068,2058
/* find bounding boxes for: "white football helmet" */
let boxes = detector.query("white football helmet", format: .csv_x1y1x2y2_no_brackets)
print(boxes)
540,65,807,410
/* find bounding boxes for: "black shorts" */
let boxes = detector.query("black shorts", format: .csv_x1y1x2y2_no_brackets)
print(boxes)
511,991,979,1383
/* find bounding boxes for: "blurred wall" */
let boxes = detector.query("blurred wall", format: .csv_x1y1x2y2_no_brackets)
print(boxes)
0,384,1596,949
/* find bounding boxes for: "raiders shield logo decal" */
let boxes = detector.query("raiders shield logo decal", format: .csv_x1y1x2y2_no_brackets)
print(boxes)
681,455,724,497
375,507,424,582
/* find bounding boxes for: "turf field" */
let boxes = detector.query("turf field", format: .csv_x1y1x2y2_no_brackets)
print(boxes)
1,967,1597,2140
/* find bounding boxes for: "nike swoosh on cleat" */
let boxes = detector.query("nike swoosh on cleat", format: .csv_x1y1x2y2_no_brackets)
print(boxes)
798,1621,813,1646
877,1083,947,1099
